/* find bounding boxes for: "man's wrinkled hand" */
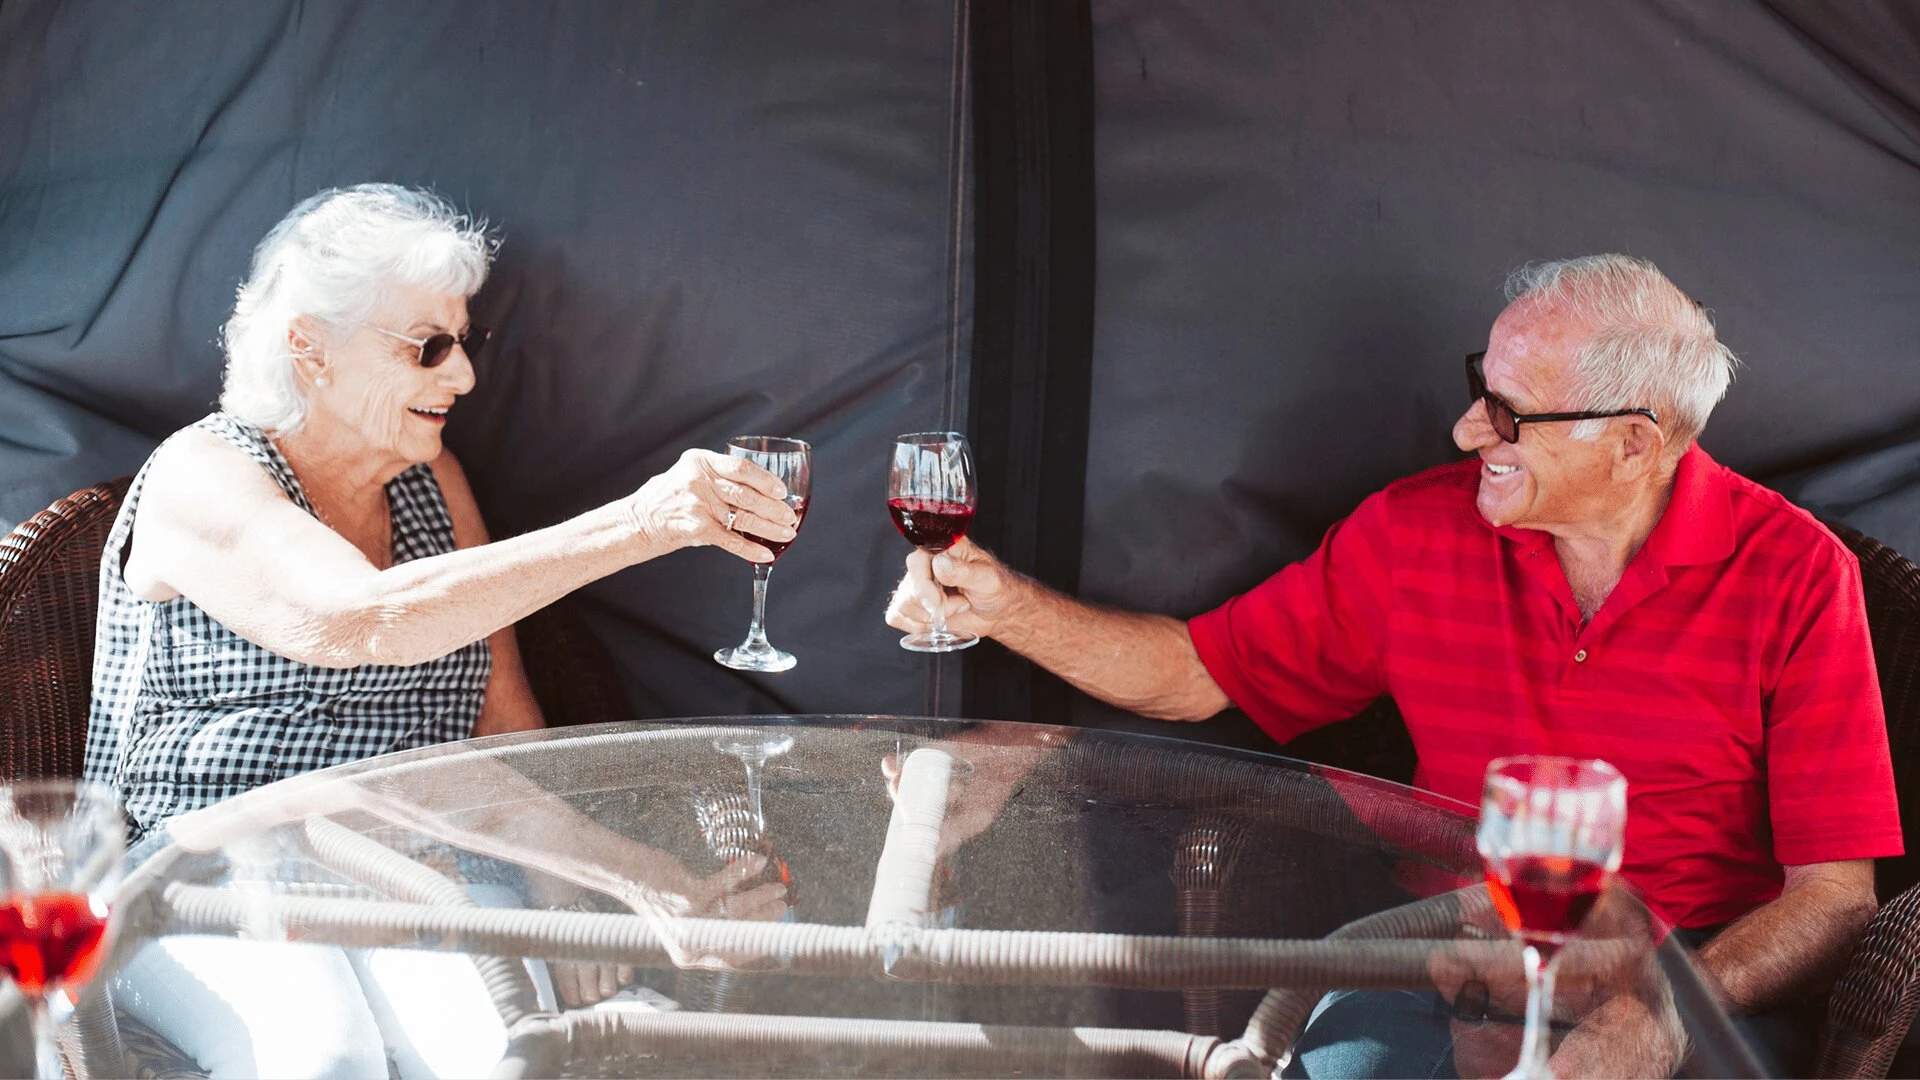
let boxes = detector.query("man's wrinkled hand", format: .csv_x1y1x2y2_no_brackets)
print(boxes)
885,537,1015,640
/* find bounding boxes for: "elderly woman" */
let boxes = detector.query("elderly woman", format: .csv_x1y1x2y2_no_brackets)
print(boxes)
85,184,796,1078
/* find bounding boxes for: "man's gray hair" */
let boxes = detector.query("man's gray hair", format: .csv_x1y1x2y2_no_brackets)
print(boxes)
1505,254,1738,450
219,184,496,432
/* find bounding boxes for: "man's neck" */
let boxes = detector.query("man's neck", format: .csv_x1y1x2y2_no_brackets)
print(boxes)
1551,461,1680,619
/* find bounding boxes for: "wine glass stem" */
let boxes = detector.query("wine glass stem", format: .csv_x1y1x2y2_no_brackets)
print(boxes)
923,549,949,638
741,758,767,831
29,996,60,1080
745,563,775,649
1512,942,1560,1079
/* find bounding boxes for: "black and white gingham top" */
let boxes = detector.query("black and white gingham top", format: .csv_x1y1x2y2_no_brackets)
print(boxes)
84,412,491,844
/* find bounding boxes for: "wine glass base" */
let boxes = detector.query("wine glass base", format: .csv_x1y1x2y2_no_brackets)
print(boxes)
714,643,797,672
899,631,979,653
714,731,797,760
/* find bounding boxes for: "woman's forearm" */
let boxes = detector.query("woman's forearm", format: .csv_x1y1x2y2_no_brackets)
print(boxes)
295,501,659,668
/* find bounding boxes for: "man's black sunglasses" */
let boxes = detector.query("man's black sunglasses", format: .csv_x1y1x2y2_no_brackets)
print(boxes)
365,323,492,369
1465,352,1657,444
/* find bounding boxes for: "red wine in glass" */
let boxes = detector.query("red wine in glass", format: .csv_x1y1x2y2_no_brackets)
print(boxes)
737,496,809,560
886,498,973,552
0,780,125,1080
0,892,109,995
1476,757,1626,1080
888,433,980,653
1485,854,1607,942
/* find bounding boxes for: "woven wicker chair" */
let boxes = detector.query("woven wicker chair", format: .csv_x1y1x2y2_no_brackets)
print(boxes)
1815,524,1920,1078
0,479,131,781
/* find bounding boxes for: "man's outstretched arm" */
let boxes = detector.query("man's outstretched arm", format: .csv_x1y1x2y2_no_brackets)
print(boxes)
886,537,1232,721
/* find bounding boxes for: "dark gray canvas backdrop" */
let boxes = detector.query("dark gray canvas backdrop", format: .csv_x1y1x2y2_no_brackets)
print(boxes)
1080,0,1920,742
0,0,968,719
3,0,1918,734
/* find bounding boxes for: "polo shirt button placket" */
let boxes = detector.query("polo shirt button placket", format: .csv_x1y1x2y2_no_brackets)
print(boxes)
1559,642,1595,699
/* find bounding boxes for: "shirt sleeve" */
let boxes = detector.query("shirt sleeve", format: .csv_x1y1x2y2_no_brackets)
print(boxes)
1187,490,1395,743
1766,540,1904,866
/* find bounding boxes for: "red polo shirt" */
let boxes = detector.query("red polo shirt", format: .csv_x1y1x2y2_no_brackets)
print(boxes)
1189,446,1902,929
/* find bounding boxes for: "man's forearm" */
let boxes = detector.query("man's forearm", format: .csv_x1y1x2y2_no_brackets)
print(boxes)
989,574,1231,721
1696,864,1877,1012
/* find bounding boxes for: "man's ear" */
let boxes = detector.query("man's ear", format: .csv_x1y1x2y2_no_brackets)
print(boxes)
288,318,329,386
1611,416,1666,481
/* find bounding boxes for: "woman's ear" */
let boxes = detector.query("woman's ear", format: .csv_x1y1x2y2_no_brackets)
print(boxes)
288,318,331,388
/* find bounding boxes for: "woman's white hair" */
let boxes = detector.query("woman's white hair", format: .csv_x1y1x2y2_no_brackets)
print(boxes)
1504,254,1738,451
219,184,496,432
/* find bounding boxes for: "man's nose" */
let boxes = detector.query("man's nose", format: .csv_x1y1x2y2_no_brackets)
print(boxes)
1453,399,1495,452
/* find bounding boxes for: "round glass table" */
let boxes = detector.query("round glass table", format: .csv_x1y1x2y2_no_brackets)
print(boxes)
90,717,1758,1078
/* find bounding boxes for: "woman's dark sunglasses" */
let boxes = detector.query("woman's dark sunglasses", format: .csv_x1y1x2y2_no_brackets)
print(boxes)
364,323,492,368
1465,352,1657,444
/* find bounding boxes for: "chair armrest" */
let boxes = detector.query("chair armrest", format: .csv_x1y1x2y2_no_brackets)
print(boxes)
1817,879,1920,1078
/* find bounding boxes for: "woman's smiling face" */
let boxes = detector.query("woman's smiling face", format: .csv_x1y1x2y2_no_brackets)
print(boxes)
305,282,476,470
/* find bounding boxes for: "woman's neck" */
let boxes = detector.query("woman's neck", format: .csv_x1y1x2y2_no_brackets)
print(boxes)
272,422,406,520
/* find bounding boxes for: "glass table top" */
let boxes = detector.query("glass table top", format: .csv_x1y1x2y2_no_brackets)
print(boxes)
104,717,1758,1078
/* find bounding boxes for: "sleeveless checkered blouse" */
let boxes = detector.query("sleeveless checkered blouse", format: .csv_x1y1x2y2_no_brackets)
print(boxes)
84,413,491,844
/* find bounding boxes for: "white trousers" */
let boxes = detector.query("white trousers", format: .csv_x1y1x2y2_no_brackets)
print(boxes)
112,886,556,1080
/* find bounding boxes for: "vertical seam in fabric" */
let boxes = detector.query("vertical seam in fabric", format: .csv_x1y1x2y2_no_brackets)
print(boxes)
929,0,972,719
940,0,971,433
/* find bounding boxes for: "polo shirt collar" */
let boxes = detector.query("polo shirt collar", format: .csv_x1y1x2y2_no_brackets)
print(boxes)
1485,444,1736,568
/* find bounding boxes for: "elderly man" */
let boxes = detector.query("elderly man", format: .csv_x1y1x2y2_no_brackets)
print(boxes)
888,254,1901,1076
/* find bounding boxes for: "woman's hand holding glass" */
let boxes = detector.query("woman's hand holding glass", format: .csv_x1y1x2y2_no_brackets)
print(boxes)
625,448,797,564
713,437,812,672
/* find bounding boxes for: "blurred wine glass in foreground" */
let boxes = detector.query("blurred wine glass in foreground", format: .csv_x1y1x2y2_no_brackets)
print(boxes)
887,432,978,653
1477,756,1626,1080
0,780,125,1080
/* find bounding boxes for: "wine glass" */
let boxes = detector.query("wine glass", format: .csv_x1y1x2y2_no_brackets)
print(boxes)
712,731,796,835
714,436,811,673
0,781,126,1080
887,432,978,652
1476,756,1627,1080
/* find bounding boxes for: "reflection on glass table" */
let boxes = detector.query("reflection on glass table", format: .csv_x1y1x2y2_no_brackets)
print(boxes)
73,718,1758,1078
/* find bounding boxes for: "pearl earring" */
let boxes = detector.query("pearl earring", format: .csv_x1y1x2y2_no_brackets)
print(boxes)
315,375,330,388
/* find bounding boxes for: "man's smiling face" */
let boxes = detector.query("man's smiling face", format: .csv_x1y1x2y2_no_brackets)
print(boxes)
1451,299,1624,534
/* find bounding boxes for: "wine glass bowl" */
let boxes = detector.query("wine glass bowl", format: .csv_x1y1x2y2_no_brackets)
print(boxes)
0,780,125,1080
714,436,811,673
888,432,979,653
1476,756,1627,1079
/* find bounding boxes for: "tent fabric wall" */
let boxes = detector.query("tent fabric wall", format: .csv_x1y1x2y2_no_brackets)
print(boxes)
0,0,969,719
1076,0,1920,744
4,0,1919,736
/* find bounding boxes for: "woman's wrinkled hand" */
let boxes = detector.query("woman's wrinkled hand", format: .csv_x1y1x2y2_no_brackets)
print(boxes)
624,852,790,923
626,448,797,563
549,961,637,1008
692,852,791,922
